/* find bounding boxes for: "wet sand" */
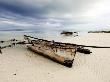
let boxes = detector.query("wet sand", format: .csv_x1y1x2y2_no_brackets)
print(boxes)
0,33,110,82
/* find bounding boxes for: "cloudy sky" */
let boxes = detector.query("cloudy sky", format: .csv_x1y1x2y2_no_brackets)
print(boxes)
0,0,110,31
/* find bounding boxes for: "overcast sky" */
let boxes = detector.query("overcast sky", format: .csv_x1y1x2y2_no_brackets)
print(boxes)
0,0,110,31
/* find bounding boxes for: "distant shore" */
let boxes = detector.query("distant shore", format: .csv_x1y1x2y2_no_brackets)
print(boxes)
88,30,110,33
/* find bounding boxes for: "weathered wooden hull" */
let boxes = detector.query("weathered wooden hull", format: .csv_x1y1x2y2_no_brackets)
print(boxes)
24,35,77,67
27,45,74,67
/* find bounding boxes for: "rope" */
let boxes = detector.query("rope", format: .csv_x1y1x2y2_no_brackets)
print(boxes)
76,44,110,48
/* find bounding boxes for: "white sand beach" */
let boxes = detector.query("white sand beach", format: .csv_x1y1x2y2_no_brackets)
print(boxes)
0,33,110,82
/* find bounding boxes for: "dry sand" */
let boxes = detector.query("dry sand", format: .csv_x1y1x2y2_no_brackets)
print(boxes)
0,33,110,82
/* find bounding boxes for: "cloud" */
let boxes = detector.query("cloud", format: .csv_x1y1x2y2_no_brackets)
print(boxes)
0,0,101,18
0,19,34,27
0,0,110,31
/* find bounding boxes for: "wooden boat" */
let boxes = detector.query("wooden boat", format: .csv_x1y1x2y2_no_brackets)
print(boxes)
24,35,77,67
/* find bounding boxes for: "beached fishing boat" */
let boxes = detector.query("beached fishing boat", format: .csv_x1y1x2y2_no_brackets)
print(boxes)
0,35,92,67
24,35,77,67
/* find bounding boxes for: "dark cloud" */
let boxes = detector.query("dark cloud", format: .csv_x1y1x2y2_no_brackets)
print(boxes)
0,0,99,18
0,1,47,18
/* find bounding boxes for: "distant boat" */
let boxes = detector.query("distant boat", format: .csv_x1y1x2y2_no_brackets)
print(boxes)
61,31,78,37
24,35,77,67
61,31,73,36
